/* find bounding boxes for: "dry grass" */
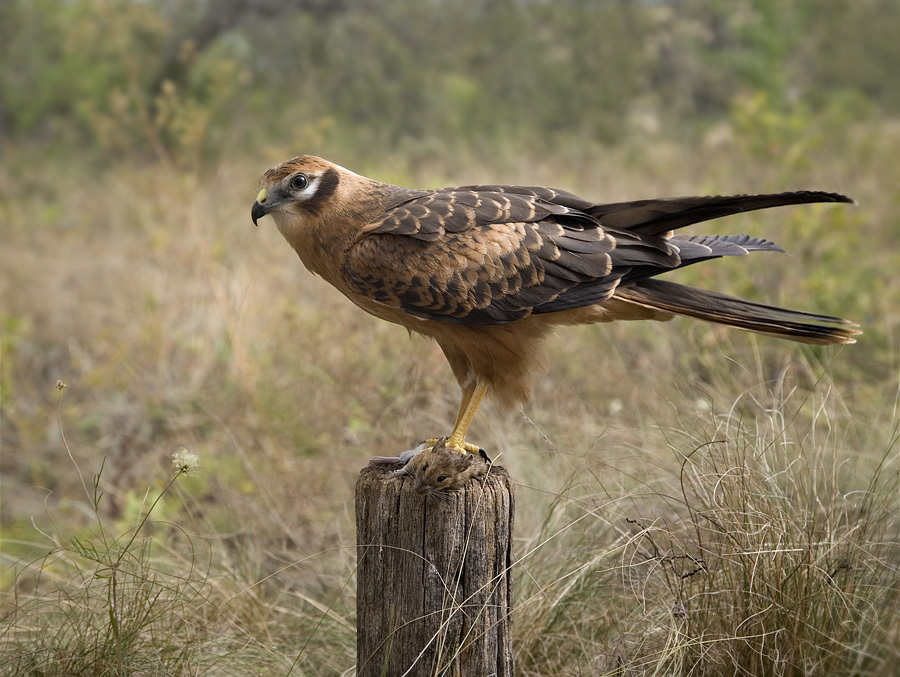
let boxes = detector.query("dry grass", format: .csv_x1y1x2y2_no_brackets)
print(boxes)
514,383,900,675
1,126,899,674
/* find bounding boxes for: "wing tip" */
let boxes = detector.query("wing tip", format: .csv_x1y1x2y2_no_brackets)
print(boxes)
826,192,856,205
801,190,855,206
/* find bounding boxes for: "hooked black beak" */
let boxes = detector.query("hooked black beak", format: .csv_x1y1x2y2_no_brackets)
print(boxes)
251,188,271,226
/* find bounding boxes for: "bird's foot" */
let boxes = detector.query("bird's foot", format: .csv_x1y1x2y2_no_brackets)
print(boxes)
423,437,484,455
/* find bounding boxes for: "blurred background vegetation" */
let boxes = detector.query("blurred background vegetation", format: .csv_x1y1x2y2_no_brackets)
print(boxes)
4,0,900,166
1,0,899,674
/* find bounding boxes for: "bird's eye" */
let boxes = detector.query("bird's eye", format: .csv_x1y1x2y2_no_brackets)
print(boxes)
290,174,309,190
436,475,447,483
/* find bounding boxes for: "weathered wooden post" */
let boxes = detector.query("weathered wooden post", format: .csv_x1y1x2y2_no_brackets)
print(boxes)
356,459,514,676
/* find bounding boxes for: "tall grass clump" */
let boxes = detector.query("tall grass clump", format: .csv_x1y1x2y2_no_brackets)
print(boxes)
0,385,343,676
1,384,203,675
514,384,900,676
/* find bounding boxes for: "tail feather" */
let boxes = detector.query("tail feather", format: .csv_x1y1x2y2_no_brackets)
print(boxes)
616,279,860,345
591,191,854,237
677,233,785,255
667,234,784,268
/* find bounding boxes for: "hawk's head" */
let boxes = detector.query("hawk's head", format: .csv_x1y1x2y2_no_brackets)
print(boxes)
251,155,344,226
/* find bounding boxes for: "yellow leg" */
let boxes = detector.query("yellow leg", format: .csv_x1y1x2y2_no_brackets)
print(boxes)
452,381,478,431
447,381,488,452
424,381,488,454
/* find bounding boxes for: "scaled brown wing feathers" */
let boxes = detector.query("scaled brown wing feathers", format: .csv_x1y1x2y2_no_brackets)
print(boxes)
343,188,672,324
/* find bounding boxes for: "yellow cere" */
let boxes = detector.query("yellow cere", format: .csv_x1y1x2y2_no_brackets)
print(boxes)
256,188,267,204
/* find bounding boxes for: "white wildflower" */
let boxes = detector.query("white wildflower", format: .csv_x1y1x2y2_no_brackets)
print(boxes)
608,398,624,416
172,448,201,476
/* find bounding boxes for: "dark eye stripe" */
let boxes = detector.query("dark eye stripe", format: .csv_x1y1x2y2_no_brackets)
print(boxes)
301,168,340,215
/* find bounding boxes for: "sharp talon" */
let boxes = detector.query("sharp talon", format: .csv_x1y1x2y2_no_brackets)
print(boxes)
478,448,492,463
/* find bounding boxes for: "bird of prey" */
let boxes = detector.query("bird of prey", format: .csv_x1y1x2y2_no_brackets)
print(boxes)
251,156,859,455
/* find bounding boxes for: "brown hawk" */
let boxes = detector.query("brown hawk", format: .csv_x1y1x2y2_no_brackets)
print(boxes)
251,156,858,455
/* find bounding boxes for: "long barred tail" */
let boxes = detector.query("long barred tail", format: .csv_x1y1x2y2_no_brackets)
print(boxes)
617,278,860,345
